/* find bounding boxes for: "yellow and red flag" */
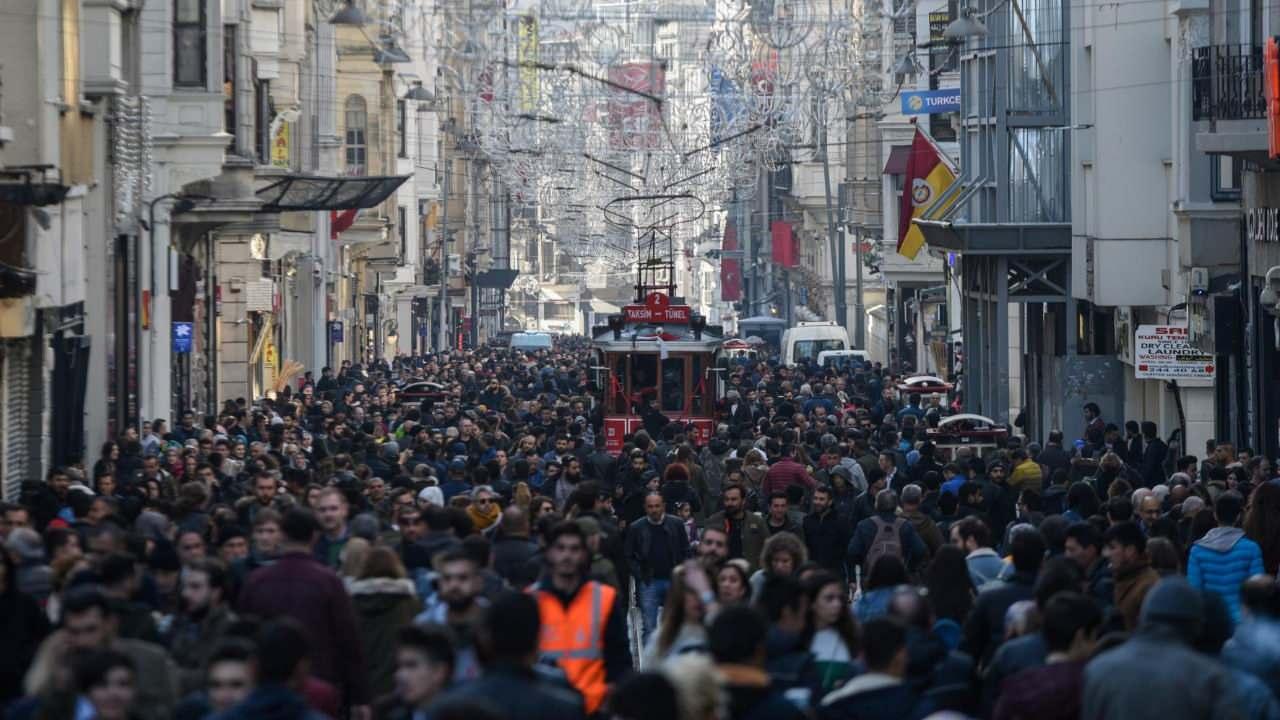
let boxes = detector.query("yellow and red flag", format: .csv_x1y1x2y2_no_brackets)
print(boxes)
897,127,957,260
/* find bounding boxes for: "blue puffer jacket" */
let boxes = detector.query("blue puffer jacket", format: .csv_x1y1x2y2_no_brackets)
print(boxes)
1187,527,1264,625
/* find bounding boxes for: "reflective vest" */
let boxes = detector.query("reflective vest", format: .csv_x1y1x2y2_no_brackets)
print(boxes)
534,580,616,714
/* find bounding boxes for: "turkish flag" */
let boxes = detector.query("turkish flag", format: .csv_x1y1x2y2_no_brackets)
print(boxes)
330,209,359,240
721,221,741,301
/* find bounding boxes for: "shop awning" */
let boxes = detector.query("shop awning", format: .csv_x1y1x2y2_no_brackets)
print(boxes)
255,175,410,212
882,145,912,175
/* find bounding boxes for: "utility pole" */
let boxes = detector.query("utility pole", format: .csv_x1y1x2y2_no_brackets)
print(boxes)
437,132,451,353
819,99,851,336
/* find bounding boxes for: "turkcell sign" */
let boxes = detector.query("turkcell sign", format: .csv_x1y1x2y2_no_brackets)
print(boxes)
901,88,961,115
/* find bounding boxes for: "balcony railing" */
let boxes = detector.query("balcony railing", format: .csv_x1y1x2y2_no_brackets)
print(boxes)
1192,44,1265,121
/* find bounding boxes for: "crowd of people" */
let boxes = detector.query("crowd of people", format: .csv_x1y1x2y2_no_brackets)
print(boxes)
3,335,1280,720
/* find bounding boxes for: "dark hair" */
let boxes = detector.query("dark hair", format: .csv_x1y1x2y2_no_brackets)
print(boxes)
280,508,320,544
1105,497,1133,524
608,672,680,720
73,648,135,693
398,625,456,671
545,521,587,548
1104,521,1147,553
1041,592,1102,653
925,545,974,622
803,571,859,655
62,585,114,620
709,605,768,664
481,592,541,661
186,557,230,596
1034,557,1084,609
1010,528,1047,575
953,516,991,548
254,618,311,685
1216,491,1245,526
866,554,909,591
1146,537,1182,575
754,574,806,623
98,553,138,588
1065,522,1102,553
423,504,453,532
1067,482,1100,517
861,617,908,672
206,638,255,670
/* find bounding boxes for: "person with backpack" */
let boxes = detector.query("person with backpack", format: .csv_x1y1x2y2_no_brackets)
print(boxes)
847,489,927,584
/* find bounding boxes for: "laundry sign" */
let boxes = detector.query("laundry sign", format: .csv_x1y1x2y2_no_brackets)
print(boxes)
1134,325,1215,380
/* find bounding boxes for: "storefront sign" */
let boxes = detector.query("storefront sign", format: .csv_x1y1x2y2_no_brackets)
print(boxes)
172,322,193,353
271,121,290,169
901,88,961,115
1134,325,1216,380
623,291,691,323
329,320,344,343
1247,207,1280,244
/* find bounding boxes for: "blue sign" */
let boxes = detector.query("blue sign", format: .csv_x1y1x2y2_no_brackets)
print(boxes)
329,320,344,343
901,88,961,115
172,322,193,354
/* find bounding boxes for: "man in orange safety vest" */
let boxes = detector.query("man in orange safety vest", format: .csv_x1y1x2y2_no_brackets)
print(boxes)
531,521,632,714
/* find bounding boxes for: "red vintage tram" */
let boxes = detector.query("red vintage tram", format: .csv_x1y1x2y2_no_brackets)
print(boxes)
592,291,724,453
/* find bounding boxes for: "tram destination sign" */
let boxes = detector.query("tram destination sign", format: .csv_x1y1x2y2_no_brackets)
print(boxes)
1134,325,1216,380
623,291,691,323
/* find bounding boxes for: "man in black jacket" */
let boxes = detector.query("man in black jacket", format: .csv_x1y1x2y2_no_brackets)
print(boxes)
436,592,587,720
960,528,1046,668
1037,430,1072,479
624,491,691,641
803,485,851,579
1140,421,1168,488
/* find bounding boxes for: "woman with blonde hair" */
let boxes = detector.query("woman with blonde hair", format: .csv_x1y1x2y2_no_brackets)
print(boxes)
643,566,709,668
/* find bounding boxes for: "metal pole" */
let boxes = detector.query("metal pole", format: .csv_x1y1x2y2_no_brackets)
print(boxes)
819,103,850,335
437,129,451,353
470,255,479,347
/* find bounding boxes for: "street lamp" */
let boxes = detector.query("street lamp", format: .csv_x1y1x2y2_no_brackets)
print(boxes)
944,6,991,39
328,0,368,25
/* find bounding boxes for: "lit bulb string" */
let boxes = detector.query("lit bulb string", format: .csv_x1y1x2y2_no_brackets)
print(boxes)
15,0,1253,68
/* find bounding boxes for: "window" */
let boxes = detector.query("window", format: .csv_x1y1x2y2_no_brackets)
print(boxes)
793,339,845,362
174,0,207,88
1009,128,1067,222
254,75,272,164
223,24,236,134
398,205,407,259
344,95,367,175
1212,155,1242,201
397,99,407,158
662,357,686,413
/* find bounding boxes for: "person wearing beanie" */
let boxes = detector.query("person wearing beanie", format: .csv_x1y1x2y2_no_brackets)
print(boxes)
1083,577,1259,720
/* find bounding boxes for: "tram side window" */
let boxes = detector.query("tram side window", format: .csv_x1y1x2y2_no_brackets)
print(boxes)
609,356,627,414
661,357,686,413
632,354,658,413
691,355,704,414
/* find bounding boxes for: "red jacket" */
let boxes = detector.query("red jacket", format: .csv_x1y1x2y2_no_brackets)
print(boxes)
237,552,370,705
762,457,814,498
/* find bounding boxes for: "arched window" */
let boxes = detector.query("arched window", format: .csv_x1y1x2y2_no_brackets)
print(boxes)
344,95,367,175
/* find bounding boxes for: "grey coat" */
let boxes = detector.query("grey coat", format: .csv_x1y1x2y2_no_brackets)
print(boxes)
1083,625,1267,720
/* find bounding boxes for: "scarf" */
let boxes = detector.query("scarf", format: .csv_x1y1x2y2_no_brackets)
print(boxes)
467,502,500,530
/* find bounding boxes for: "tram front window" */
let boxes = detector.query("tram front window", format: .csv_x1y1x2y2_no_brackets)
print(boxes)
632,354,657,413
662,357,685,413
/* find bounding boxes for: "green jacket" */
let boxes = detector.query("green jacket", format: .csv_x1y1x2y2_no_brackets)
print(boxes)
707,510,770,574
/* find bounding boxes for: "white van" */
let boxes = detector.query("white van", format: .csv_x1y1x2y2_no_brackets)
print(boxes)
510,332,554,351
817,349,872,369
781,321,851,366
